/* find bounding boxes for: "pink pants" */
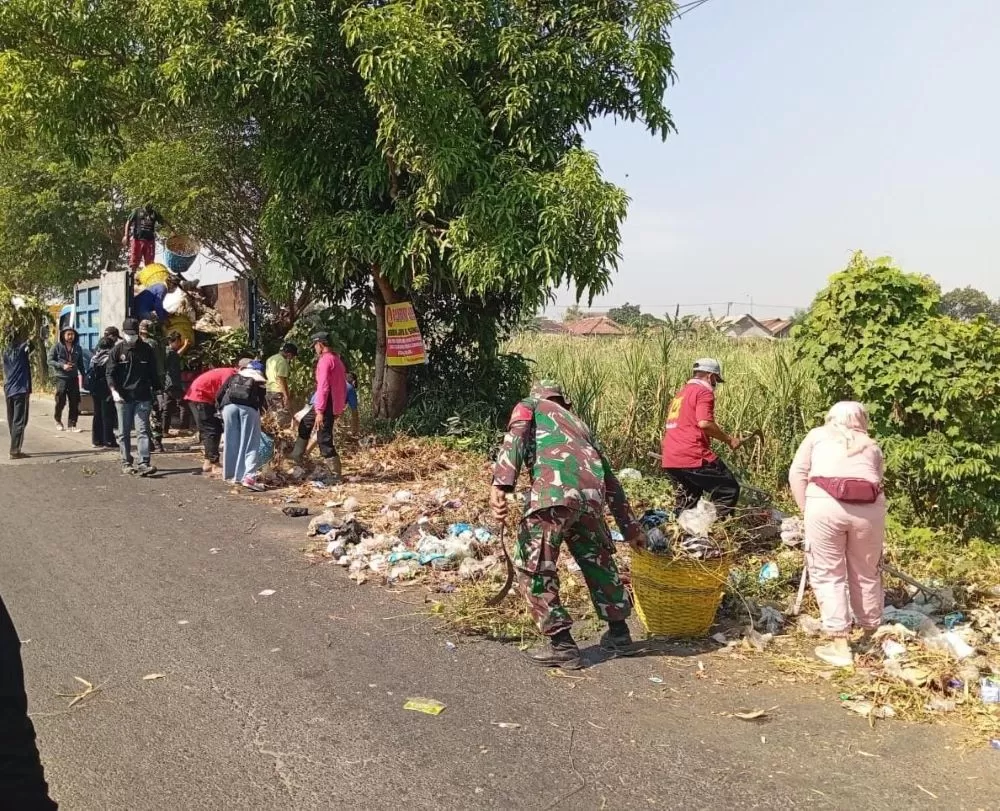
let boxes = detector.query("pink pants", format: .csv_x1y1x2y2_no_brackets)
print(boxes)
804,496,886,635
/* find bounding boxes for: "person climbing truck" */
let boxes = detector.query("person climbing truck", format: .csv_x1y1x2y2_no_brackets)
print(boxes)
490,380,646,670
661,358,742,517
122,202,171,272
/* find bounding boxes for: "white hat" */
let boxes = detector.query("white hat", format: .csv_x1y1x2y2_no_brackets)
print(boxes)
693,357,725,383
239,368,266,384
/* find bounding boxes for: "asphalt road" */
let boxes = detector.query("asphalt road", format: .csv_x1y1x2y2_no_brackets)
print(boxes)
2,399,998,809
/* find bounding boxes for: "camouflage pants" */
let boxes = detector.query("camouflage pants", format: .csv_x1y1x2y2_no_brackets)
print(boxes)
514,505,631,636
149,395,163,445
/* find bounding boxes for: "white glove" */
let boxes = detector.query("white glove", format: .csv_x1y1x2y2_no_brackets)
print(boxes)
111,390,123,404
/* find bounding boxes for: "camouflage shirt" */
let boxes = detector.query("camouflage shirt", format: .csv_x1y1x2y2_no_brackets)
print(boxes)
492,397,639,534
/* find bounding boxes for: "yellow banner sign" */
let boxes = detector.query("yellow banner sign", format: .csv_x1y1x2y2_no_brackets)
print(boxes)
385,302,427,367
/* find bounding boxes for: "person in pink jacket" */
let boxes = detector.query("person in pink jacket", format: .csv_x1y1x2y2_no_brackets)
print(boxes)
307,331,347,477
789,401,886,668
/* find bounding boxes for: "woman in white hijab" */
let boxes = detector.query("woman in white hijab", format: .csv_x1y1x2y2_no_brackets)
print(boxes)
789,401,886,667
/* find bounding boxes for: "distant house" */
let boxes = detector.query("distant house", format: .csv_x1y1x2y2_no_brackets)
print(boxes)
759,317,794,339
564,315,626,337
717,314,773,339
532,317,569,335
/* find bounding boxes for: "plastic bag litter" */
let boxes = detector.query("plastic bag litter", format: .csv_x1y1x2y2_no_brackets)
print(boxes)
883,658,931,687
646,527,670,554
759,606,785,635
881,607,929,631
758,562,780,583
617,468,642,481
881,639,907,659
918,620,976,660
779,516,805,547
797,615,822,637
743,626,773,652
873,622,917,641
678,501,717,537
681,536,723,560
343,496,360,513
925,697,956,713
326,539,346,558
392,490,413,504
459,555,499,580
308,511,339,537
388,560,421,582
842,700,895,719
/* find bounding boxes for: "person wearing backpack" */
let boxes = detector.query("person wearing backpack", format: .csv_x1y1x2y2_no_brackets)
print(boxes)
105,317,159,476
217,360,267,490
87,336,118,449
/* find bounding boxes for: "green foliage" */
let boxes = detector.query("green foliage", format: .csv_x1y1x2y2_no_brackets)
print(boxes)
796,251,1000,537
938,286,1000,324
607,302,642,327
0,147,122,294
0,0,681,417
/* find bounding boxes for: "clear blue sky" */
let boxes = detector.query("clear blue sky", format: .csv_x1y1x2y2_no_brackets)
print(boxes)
552,0,1000,319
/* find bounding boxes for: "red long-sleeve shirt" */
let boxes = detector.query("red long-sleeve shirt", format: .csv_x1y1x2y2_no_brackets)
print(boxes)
314,351,347,415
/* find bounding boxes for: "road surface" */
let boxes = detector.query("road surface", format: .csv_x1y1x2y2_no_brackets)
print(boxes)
1,398,996,809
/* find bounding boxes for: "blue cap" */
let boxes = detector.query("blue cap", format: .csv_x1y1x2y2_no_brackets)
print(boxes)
249,360,265,374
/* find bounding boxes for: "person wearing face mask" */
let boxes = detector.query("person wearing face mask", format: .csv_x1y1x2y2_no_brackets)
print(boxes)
661,358,742,517
105,318,159,476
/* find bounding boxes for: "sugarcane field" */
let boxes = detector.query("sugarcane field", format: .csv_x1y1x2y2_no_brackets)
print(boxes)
2,2,1000,809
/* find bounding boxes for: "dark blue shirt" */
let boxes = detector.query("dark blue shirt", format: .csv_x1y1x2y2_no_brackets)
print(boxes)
2,341,32,397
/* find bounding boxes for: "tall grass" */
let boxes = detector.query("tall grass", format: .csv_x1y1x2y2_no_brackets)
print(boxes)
507,332,824,493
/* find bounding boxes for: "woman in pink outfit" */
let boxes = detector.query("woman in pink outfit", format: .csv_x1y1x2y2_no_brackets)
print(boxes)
789,401,886,668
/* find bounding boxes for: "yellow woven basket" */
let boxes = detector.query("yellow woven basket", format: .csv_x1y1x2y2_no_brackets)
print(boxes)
631,549,732,638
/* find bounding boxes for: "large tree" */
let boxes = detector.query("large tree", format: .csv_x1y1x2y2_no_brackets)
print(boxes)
938,286,1000,324
1,0,679,417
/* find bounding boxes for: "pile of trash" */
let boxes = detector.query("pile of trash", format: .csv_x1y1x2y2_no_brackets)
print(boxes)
640,501,727,560
305,489,501,587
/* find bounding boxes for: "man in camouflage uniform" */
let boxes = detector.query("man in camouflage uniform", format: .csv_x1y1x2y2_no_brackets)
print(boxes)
491,380,645,669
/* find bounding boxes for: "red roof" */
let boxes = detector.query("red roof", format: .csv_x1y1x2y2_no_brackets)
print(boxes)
564,316,626,336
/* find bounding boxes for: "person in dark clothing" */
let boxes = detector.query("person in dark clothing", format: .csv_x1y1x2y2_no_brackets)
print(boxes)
47,327,85,432
87,337,118,449
106,318,159,476
140,320,166,452
0,594,59,809
160,330,190,436
2,332,33,459
122,202,170,272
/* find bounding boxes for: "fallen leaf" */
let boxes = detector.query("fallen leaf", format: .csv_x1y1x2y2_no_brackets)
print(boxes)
404,697,446,715
733,710,768,721
142,673,166,681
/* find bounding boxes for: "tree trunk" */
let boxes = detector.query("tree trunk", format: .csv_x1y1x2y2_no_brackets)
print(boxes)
371,266,409,420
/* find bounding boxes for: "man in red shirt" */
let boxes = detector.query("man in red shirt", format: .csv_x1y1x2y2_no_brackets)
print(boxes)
185,358,250,476
291,332,347,476
661,358,742,517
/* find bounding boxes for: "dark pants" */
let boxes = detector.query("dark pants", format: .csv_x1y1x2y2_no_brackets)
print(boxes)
297,403,338,459
5,395,29,455
665,459,741,518
189,401,222,464
0,596,58,809
90,393,117,447
159,388,183,435
53,378,79,427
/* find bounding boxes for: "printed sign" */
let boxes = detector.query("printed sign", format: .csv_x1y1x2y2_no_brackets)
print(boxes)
385,302,427,367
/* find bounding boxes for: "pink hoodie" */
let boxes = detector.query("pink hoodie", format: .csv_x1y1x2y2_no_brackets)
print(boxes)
314,350,347,415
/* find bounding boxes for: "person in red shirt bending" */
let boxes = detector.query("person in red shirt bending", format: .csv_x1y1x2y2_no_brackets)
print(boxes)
661,358,742,517
185,358,252,476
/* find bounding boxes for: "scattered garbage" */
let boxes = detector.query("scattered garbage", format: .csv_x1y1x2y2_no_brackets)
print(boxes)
392,490,414,504
758,562,780,583
881,607,929,632
403,697,446,716
258,589,276,597
142,673,166,681
841,699,895,719
648,676,664,684
617,468,642,481
758,606,785,635
343,496,360,513
779,517,804,547
881,639,907,659
991,740,1000,752
678,501,717,537
925,697,956,713
491,722,522,729
282,506,309,517
730,709,770,721
445,641,457,652
943,612,965,630
797,615,822,637
981,678,1000,704
743,626,773,652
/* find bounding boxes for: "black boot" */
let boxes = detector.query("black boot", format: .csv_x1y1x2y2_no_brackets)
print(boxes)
600,621,645,656
526,630,582,670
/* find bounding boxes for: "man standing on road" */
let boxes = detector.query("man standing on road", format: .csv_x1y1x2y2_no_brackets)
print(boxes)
47,327,85,432
122,202,171,272
106,318,159,476
2,330,33,459
294,332,346,476
661,358,742,517
491,380,645,670
264,342,298,416
185,359,248,477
